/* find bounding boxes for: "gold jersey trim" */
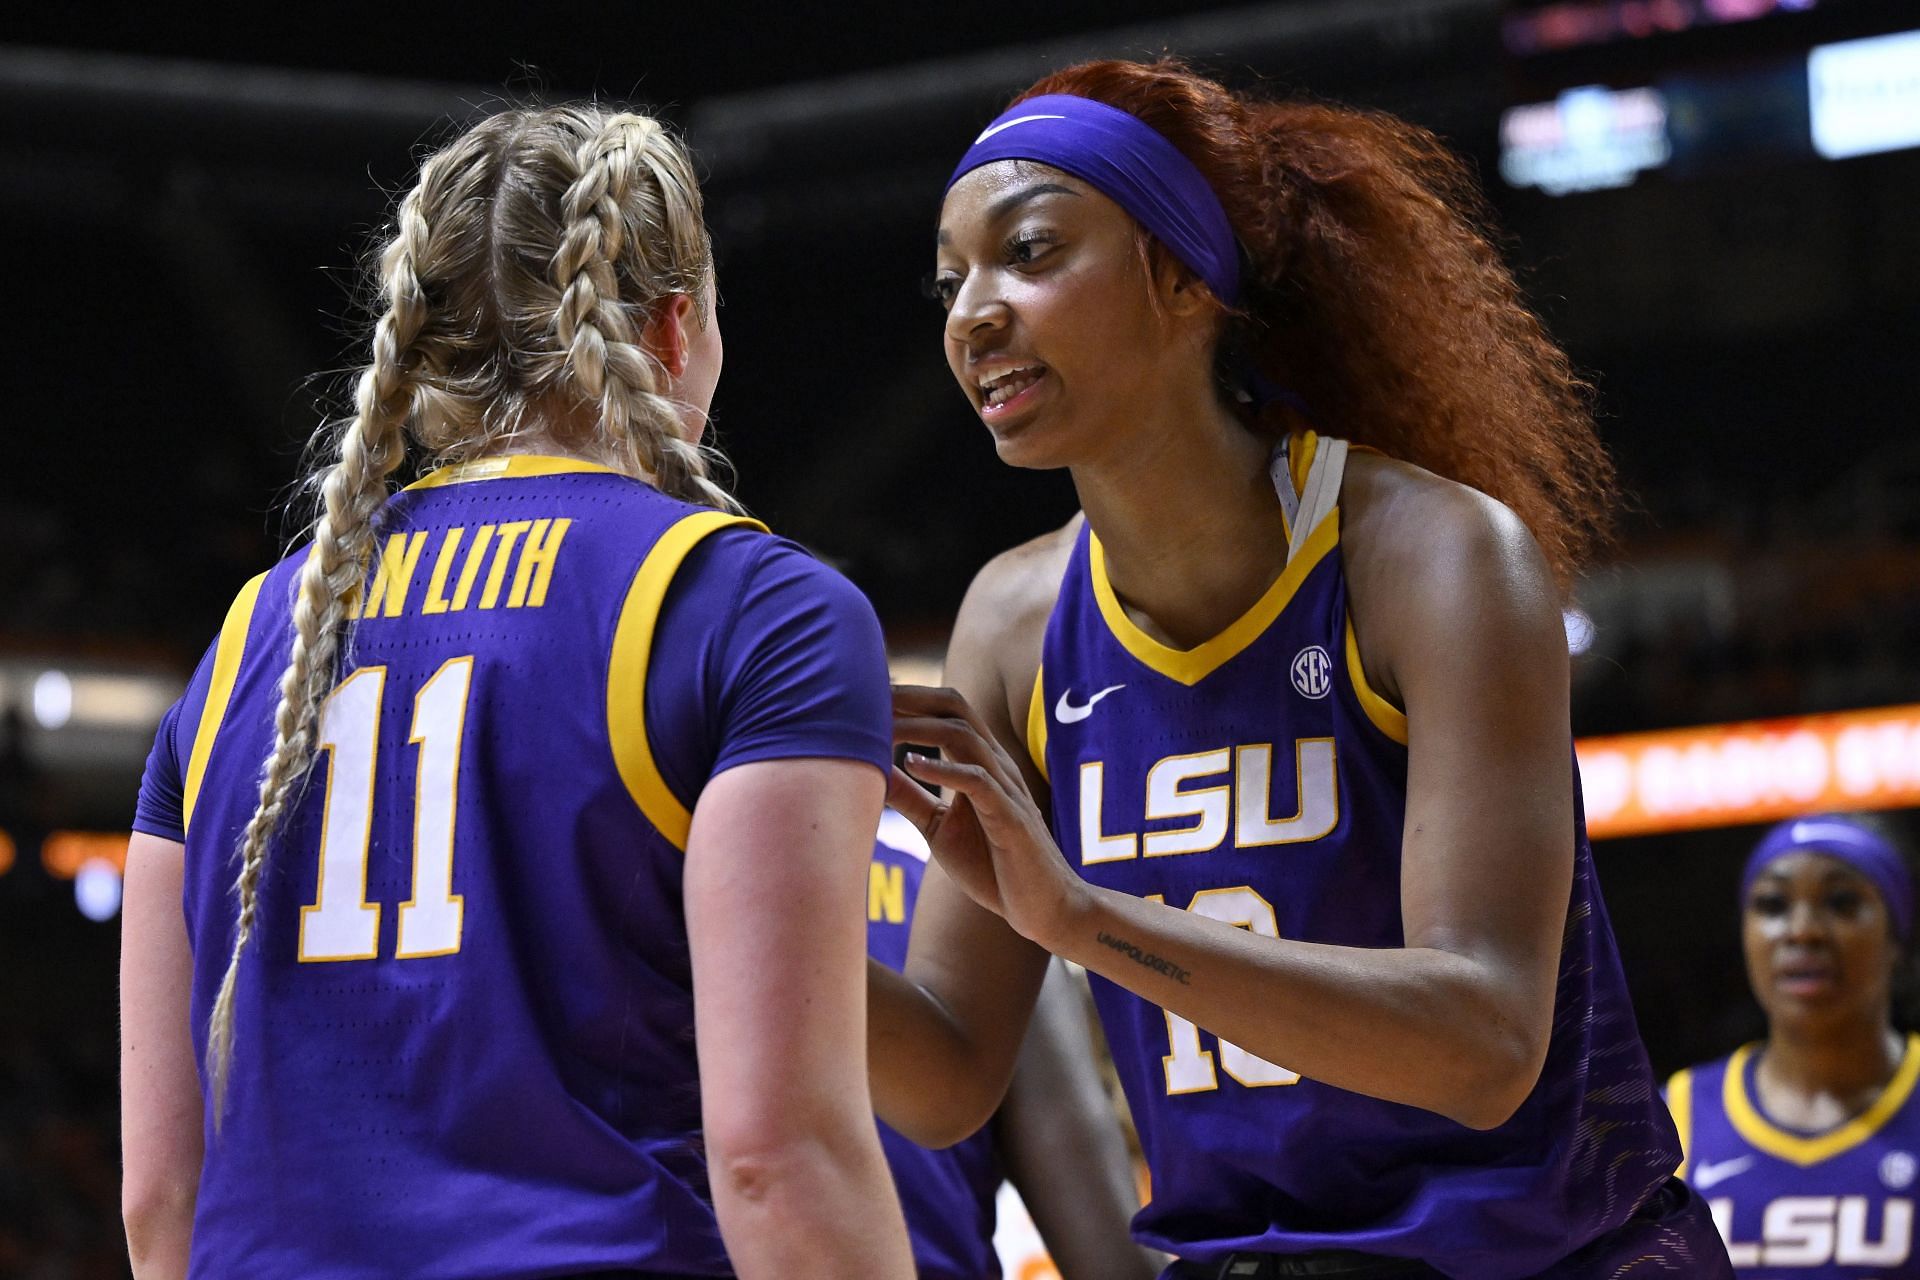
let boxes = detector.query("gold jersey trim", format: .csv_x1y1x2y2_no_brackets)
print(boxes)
1026,663,1050,784
1344,616,1409,745
1089,514,1339,688
1723,1033,1920,1167
182,570,269,834
1665,1066,1694,1180
607,511,768,850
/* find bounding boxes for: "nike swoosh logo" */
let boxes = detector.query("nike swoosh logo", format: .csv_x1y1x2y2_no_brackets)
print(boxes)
1692,1155,1755,1191
1055,684,1125,724
973,113,1066,144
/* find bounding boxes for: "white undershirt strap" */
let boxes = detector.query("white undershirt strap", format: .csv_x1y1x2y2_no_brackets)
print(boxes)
1274,435,1349,566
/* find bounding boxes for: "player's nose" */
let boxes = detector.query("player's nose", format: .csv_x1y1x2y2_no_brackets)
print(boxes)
945,275,1009,348
1782,898,1827,942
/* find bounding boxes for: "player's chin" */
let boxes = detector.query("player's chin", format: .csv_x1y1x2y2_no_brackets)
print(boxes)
983,409,1077,471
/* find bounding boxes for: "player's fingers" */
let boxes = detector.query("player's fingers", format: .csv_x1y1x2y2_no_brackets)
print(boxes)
893,714,1027,799
887,764,943,832
899,752,999,806
892,685,1026,779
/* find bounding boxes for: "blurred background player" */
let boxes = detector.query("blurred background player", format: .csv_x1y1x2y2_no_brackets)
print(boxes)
868,808,1156,1280
119,105,912,1280
877,60,1731,1277
1668,815,1920,1275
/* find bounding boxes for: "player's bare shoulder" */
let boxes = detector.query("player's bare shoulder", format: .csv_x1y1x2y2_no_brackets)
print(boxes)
946,514,1082,750
1340,449,1563,704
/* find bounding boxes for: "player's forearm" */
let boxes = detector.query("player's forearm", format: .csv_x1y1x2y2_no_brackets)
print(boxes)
867,959,1011,1146
123,1188,194,1280
1040,887,1548,1130
708,1125,914,1279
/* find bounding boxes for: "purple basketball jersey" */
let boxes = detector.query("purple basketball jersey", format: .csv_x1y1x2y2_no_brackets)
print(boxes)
157,455,884,1278
1670,1037,1920,1275
1030,433,1686,1277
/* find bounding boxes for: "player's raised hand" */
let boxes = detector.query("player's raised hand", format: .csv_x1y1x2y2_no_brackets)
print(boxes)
890,684,1085,944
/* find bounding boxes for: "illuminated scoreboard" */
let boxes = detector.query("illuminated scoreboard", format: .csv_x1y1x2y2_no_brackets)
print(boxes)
1500,0,1920,193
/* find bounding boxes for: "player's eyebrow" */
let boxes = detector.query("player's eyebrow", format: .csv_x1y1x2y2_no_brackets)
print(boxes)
937,183,1081,246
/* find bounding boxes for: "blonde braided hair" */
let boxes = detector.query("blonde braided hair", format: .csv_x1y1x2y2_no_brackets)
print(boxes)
206,106,736,1122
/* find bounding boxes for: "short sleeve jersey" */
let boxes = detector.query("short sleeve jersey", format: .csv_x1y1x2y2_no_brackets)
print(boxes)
134,456,891,1279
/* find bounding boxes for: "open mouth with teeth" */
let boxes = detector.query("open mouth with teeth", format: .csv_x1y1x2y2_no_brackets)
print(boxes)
979,364,1048,408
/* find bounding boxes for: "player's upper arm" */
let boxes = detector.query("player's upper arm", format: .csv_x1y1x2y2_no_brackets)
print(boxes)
686,759,886,1147
1345,461,1573,1043
121,831,202,1266
942,516,1079,797
893,521,1079,1124
673,535,895,1142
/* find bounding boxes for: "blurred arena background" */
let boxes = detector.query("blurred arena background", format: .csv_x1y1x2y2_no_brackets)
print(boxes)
2,0,1918,1273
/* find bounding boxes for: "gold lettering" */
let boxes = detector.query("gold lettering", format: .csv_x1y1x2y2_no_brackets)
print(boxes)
421,527,466,615
868,862,905,923
507,517,571,608
448,524,496,612
478,521,533,609
361,531,430,619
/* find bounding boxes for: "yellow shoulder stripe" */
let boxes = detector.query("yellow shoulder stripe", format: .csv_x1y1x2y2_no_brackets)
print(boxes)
1724,1033,1920,1166
1344,616,1408,745
1025,663,1049,785
608,511,768,850
182,571,269,834
1664,1067,1693,1180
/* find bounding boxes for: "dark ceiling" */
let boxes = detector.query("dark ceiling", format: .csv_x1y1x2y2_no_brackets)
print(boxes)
2,0,1916,662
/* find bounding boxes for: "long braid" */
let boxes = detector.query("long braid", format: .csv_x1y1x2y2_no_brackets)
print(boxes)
552,115,744,514
204,182,430,1122
207,105,739,1128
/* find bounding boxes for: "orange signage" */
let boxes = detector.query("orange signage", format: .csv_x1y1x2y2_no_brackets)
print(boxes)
0,828,12,877
1578,704,1920,839
41,830,130,880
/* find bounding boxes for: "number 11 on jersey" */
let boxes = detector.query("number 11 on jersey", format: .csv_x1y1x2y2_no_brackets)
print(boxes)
299,657,473,963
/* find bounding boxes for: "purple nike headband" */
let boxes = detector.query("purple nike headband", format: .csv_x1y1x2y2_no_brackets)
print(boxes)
947,93,1242,307
1741,815,1913,941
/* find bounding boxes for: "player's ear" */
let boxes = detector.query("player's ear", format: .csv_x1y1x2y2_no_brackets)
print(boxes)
1151,246,1210,320
641,293,698,379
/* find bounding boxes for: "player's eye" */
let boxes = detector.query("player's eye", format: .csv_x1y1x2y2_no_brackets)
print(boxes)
1827,890,1865,917
1004,228,1059,266
1751,892,1790,917
922,271,961,310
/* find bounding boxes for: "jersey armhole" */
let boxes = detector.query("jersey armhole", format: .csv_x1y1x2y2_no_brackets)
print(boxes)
1664,1067,1693,1179
181,570,270,835
1025,663,1049,785
607,511,767,851
1343,612,1409,746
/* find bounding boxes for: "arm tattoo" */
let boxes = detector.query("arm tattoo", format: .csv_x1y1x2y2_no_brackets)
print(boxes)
1096,931,1191,985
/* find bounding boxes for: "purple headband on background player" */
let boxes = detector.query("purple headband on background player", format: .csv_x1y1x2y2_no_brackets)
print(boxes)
946,93,1242,307
1741,815,1914,940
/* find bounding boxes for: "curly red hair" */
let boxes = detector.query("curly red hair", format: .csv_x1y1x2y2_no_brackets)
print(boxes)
1014,60,1616,588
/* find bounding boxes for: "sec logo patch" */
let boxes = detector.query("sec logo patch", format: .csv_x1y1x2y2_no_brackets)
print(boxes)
1291,645,1332,700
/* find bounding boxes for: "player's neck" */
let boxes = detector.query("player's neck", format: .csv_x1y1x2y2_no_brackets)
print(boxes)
1072,401,1292,651
1759,1020,1904,1117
